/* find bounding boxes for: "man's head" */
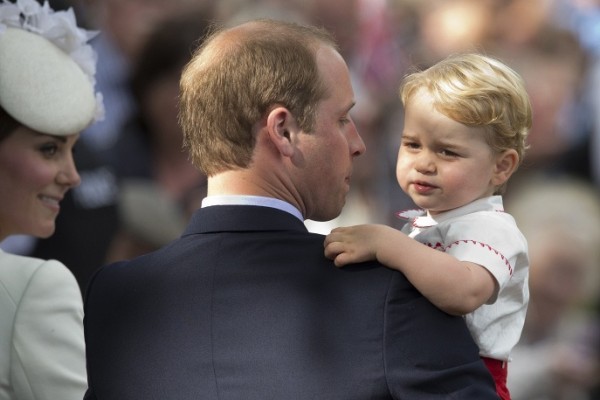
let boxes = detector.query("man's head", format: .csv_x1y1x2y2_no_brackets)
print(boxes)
179,18,365,221
180,19,335,175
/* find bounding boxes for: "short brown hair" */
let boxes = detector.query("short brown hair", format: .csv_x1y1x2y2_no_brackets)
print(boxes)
179,19,337,176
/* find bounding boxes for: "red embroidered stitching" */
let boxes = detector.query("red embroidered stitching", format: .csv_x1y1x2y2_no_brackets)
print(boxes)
424,240,513,275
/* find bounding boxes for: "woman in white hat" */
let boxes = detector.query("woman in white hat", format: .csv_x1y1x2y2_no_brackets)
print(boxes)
0,1,102,398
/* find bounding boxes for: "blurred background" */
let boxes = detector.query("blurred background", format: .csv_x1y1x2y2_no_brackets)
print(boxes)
1,0,599,398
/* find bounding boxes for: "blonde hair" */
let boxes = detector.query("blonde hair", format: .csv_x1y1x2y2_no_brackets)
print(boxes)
400,53,531,168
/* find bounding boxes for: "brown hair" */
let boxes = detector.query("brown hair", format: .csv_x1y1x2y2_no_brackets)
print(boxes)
179,19,337,176
0,106,21,142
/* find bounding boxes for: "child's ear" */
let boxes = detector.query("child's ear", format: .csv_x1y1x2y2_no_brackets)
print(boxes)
492,149,519,186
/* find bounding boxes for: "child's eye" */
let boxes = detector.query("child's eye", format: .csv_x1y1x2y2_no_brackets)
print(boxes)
440,149,459,157
403,141,420,149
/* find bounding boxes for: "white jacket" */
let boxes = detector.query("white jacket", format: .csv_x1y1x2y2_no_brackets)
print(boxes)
0,250,87,400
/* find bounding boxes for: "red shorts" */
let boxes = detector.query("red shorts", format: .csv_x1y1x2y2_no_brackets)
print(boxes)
482,357,511,400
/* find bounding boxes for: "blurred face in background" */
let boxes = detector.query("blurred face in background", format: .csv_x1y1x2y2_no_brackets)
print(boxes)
95,0,201,60
0,127,80,240
528,232,589,316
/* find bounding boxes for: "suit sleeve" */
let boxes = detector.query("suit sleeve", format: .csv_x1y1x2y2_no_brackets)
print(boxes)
11,259,88,400
383,273,500,399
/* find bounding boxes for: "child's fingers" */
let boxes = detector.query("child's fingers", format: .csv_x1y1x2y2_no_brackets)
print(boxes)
324,232,348,249
333,253,352,268
324,241,343,260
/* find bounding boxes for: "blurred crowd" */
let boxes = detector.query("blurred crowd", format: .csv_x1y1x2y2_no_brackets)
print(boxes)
2,0,599,398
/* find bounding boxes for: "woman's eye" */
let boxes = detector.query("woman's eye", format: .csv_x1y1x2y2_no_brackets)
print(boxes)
39,143,59,157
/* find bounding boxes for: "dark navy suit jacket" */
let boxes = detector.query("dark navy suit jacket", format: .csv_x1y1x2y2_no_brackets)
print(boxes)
83,205,499,399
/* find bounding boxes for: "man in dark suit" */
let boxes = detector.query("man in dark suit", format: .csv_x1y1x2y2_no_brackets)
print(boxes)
83,18,499,399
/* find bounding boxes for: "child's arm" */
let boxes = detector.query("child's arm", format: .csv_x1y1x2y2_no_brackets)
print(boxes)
324,224,496,316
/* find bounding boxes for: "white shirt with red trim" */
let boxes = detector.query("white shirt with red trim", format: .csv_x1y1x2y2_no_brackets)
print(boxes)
397,195,529,361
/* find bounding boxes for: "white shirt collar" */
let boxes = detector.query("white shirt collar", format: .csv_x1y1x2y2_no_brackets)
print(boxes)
398,196,505,228
201,195,304,222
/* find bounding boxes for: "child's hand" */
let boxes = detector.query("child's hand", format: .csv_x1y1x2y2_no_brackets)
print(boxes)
323,224,384,267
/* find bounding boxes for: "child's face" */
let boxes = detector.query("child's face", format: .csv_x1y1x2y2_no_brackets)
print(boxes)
396,89,506,215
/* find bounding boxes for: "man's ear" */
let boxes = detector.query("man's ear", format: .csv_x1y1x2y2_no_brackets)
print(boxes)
266,106,296,157
492,149,519,186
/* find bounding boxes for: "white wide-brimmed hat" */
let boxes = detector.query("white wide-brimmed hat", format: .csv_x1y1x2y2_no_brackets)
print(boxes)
0,0,103,136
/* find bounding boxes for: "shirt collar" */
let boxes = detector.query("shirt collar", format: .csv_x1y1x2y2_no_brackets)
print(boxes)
397,196,505,228
201,195,304,222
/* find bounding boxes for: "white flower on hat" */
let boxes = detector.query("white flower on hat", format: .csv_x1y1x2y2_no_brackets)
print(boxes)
0,0,104,122
0,2,20,30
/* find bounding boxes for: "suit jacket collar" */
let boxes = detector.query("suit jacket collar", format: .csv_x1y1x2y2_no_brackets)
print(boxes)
183,205,309,236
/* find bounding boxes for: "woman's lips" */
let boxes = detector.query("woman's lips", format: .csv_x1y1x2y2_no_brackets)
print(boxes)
39,194,62,212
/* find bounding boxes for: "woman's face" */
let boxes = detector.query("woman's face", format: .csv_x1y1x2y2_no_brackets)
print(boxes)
0,126,81,240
